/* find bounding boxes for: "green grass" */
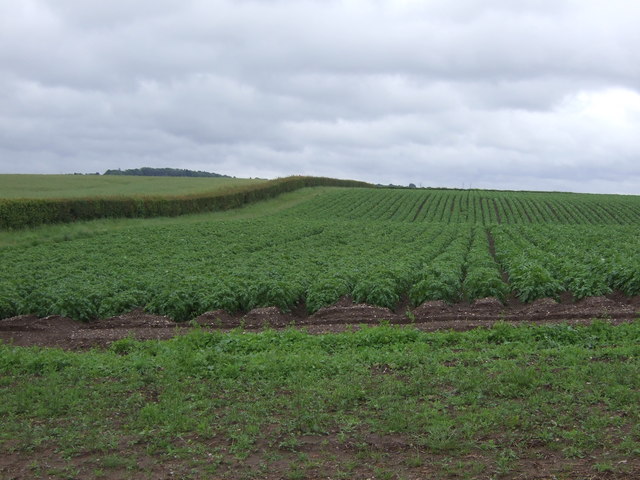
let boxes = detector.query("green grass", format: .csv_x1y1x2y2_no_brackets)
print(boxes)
0,174,263,199
0,187,337,249
1,321,639,479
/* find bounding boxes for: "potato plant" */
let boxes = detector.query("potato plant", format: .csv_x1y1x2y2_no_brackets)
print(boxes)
1,188,639,321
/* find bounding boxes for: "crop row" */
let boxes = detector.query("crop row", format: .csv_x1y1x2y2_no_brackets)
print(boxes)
2,190,640,321
287,188,640,225
0,218,438,320
491,225,640,301
0,214,508,321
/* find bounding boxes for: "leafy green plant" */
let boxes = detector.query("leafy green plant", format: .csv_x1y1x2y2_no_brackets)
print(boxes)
2,188,640,322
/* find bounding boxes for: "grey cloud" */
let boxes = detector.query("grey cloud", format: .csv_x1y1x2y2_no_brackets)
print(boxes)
1,0,640,194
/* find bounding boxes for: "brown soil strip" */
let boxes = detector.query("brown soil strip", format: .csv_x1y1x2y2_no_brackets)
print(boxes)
1,295,638,351
1,433,637,480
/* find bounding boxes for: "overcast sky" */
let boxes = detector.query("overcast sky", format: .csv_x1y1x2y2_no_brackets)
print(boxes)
1,0,640,193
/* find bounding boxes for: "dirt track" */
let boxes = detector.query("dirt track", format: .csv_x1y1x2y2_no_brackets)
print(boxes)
1,294,639,350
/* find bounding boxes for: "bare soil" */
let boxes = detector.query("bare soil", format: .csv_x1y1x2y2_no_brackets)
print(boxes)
1,293,638,350
2,434,637,480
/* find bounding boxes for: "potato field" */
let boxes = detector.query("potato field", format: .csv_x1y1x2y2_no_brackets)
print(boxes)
2,187,639,322
3,184,640,480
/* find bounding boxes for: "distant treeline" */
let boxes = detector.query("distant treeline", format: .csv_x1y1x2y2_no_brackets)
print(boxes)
0,176,371,230
104,167,230,178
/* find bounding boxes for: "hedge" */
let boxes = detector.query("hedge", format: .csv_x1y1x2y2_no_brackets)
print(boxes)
0,176,371,229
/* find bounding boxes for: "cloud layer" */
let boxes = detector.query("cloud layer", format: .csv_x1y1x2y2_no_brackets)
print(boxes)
2,0,640,193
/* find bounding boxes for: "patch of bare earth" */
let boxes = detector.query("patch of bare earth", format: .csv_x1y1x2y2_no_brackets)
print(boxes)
1,434,637,480
310,302,396,325
1,294,639,350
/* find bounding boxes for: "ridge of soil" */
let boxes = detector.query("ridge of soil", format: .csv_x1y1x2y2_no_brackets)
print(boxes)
1,294,639,350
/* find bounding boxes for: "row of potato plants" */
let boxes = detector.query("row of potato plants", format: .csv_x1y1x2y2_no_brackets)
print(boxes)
490,227,564,302
290,188,640,225
515,225,640,298
462,228,509,301
408,225,469,304
0,213,510,322
2,188,640,321
408,225,509,304
490,225,640,301
0,217,448,321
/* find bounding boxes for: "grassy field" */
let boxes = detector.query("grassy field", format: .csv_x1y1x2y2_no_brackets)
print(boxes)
0,174,263,199
1,322,639,479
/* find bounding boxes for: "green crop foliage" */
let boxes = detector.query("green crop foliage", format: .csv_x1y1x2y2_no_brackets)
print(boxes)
1,187,640,321
288,188,640,225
